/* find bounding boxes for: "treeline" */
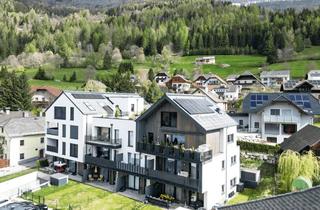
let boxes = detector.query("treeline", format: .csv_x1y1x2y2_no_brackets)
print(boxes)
1,0,320,65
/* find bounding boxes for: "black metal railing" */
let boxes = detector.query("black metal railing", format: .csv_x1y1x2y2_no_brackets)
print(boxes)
136,142,212,163
47,145,58,153
47,128,58,136
85,154,201,192
85,135,122,148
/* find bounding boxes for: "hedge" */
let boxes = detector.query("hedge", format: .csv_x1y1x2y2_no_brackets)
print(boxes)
237,141,280,154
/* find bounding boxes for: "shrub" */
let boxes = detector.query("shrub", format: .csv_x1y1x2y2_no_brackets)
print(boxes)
237,141,280,154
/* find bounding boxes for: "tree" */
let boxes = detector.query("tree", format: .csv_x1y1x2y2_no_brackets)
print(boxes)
33,67,54,80
103,51,112,69
145,81,163,103
69,71,77,82
62,74,67,82
266,47,278,64
148,68,155,81
84,65,96,81
118,61,134,74
17,73,32,110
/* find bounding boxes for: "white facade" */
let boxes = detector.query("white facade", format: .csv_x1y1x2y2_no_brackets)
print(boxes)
308,70,320,80
195,56,216,65
247,102,312,144
260,71,290,87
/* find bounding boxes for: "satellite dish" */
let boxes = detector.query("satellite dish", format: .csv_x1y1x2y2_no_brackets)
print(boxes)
292,176,312,192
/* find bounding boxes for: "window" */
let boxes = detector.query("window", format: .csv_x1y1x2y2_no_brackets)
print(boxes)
62,142,66,155
270,109,280,116
131,104,135,112
221,185,225,194
161,112,177,127
70,107,74,121
128,131,133,147
230,177,236,188
254,122,259,129
20,153,24,160
62,124,66,138
239,120,243,126
227,134,234,143
128,152,133,164
20,140,24,146
114,129,119,140
40,137,44,143
70,144,78,158
70,125,78,139
54,107,66,120
231,155,237,165
222,160,225,170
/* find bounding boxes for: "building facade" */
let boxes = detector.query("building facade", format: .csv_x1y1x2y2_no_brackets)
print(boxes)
260,70,290,87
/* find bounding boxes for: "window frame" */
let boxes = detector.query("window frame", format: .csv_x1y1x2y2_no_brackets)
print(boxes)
270,109,280,116
20,140,24,146
161,112,177,128
128,131,133,147
54,106,66,120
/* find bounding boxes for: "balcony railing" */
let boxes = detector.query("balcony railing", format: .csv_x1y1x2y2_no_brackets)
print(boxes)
85,135,122,148
85,154,201,192
47,145,58,153
47,128,58,136
263,115,299,123
136,142,212,163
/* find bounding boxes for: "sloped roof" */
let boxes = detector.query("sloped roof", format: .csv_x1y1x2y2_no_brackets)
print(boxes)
242,92,320,115
136,93,237,133
218,185,320,210
308,70,320,78
31,86,62,97
282,80,320,91
280,124,320,152
2,117,45,137
260,70,290,77
192,88,226,103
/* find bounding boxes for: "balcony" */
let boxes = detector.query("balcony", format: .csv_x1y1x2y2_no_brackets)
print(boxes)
85,154,201,192
47,128,58,136
85,135,122,149
136,142,212,163
47,145,58,153
263,115,299,123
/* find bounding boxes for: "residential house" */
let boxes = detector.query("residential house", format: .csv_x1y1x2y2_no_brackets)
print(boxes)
193,74,227,90
136,93,240,209
218,185,320,210
154,72,169,85
213,85,241,101
307,70,320,80
260,70,290,87
280,124,320,156
192,88,228,111
195,56,216,65
226,75,238,84
0,110,45,167
281,80,320,100
231,71,265,90
239,93,320,144
166,75,192,93
31,86,62,109
45,91,145,181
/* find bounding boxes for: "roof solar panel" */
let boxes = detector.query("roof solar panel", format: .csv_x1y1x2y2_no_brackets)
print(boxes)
174,98,214,114
72,93,105,99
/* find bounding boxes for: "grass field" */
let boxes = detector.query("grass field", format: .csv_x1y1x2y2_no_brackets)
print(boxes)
227,158,277,205
33,180,161,210
0,168,37,183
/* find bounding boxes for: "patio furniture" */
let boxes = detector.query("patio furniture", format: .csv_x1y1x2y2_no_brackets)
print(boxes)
98,175,104,182
88,174,94,181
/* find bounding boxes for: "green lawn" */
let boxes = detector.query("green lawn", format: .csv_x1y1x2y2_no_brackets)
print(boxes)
33,180,161,210
228,159,277,205
0,168,37,183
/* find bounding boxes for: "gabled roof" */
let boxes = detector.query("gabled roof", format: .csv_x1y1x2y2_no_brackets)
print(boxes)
218,185,320,210
31,86,62,97
136,93,237,133
2,117,45,137
308,70,320,78
242,93,320,115
280,124,320,152
192,88,226,103
236,71,265,86
155,72,169,77
260,70,290,78
282,80,320,91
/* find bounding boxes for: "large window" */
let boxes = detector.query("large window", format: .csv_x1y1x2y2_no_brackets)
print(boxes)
128,131,133,147
62,124,66,138
270,109,280,116
114,129,119,140
70,125,78,139
70,144,78,158
227,134,234,143
62,142,66,155
54,107,66,120
161,112,177,127
70,107,74,121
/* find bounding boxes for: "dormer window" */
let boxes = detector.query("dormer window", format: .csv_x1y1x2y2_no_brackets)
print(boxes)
161,112,177,127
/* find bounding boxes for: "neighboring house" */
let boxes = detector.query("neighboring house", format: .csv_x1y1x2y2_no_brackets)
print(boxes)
232,71,265,89
195,56,216,65
226,75,238,84
31,86,62,109
154,72,169,85
214,85,241,101
45,91,145,178
192,88,228,111
0,110,45,167
218,185,320,210
240,93,320,144
260,70,290,87
280,124,320,155
166,74,192,93
193,74,226,90
281,80,320,100
228,113,249,131
307,70,320,80
136,93,240,209
84,80,107,93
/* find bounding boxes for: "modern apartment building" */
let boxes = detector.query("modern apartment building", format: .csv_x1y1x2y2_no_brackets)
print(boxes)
238,92,320,144
45,91,240,209
136,93,240,209
260,70,290,87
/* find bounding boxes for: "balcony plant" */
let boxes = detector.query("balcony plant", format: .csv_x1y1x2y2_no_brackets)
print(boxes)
160,194,175,202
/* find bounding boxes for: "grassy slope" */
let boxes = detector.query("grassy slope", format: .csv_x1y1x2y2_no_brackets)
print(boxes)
0,168,37,183
33,180,160,210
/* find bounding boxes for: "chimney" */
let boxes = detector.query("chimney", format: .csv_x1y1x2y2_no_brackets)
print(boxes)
5,107,10,115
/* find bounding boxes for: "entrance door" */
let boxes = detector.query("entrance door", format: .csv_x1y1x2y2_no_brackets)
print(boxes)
39,149,44,158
